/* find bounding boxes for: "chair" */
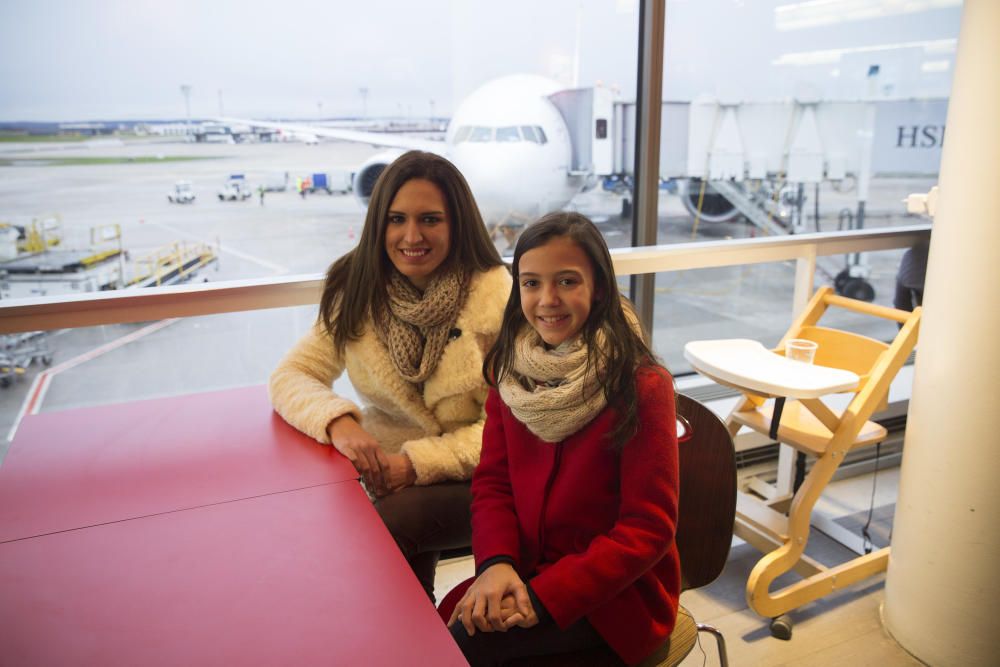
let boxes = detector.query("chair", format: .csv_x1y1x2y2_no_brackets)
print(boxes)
684,286,921,639
439,393,737,667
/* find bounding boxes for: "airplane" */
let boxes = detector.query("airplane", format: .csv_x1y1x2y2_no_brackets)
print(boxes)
275,128,320,145
221,74,598,238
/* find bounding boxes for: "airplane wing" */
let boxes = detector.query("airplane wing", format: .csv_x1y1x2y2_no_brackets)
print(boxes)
218,117,446,155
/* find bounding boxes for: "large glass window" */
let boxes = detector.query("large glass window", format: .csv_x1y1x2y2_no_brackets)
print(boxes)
648,0,959,362
0,1,640,422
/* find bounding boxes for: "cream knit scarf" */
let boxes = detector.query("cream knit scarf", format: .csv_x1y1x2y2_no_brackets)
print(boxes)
377,267,469,385
498,325,608,443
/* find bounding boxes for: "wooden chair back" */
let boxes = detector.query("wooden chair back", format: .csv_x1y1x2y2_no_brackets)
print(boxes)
776,288,920,414
674,393,737,590
793,325,888,378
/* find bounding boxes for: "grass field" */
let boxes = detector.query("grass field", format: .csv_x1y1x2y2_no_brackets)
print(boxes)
0,134,92,143
0,155,221,166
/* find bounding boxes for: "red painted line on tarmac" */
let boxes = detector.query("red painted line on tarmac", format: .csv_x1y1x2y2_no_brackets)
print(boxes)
6,319,180,443
24,373,51,416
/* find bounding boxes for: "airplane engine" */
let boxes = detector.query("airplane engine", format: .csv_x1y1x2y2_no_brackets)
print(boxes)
352,149,406,209
679,178,740,223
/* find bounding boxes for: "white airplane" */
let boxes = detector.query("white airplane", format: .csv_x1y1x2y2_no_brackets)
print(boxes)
222,74,595,229
276,128,320,145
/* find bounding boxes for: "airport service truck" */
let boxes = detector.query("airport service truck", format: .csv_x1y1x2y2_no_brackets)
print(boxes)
261,172,288,192
167,181,196,204
307,170,352,195
218,174,253,201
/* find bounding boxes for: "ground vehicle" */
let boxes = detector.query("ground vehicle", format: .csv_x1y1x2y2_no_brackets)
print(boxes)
307,171,352,194
167,181,196,204
218,175,253,201
261,172,289,192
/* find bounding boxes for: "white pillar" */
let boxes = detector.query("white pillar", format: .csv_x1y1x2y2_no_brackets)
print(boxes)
884,2,1000,665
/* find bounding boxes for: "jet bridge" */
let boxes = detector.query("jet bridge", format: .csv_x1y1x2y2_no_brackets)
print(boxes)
545,88,944,301
548,86,615,180
607,96,946,228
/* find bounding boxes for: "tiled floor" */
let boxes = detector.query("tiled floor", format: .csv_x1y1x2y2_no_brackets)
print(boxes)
437,466,924,666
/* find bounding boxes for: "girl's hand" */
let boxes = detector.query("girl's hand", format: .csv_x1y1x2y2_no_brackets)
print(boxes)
447,563,532,636
327,415,388,492
499,594,539,629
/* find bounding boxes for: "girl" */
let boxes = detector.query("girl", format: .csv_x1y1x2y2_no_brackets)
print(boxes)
446,212,680,666
269,151,511,601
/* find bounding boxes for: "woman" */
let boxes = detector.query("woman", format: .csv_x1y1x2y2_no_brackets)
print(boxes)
269,150,510,600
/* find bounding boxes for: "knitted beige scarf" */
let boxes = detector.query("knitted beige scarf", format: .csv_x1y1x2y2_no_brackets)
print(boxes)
376,267,469,385
498,325,608,443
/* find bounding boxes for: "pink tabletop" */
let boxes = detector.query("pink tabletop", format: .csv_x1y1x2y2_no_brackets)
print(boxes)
0,385,358,543
0,482,467,666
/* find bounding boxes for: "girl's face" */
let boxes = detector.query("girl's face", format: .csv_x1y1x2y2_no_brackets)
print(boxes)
384,178,451,290
518,236,596,347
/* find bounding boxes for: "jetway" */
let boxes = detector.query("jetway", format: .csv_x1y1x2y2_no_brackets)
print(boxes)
548,84,944,301
548,86,615,178
605,96,946,228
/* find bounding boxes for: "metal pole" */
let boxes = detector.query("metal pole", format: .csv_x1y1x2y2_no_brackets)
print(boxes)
180,84,192,137
628,0,665,338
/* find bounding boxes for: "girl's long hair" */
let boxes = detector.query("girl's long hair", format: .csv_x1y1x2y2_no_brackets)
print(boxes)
319,150,503,352
483,212,665,450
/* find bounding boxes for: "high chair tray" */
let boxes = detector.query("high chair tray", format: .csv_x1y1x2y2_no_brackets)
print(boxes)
684,339,860,399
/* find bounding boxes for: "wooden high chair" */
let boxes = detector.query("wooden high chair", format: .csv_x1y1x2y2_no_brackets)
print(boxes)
683,286,920,639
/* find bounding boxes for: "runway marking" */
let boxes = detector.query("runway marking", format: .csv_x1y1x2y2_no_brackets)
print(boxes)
6,318,180,443
149,222,289,275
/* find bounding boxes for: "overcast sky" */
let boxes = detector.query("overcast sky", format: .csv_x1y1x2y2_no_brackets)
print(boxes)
0,0,962,121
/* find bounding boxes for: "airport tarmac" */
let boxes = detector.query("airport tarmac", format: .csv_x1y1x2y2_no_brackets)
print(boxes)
0,137,934,459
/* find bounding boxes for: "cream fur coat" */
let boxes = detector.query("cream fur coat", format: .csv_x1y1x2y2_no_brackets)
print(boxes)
269,265,511,485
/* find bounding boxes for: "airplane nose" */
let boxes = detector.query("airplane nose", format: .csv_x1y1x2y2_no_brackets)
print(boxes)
454,148,527,222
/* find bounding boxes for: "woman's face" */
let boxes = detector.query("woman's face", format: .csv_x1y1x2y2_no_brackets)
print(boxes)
383,178,452,290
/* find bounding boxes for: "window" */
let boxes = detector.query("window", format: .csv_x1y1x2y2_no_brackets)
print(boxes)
0,1,642,418
468,126,493,142
496,126,521,142
649,0,958,365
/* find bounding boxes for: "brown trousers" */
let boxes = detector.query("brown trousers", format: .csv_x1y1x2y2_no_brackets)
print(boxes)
373,480,473,602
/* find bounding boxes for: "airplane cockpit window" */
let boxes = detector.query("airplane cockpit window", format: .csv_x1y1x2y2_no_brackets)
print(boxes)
469,127,493,142
520,126,548,145
454,125,546,144
496,126,521,143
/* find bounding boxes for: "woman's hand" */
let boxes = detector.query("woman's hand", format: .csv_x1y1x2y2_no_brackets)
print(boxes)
327,415,388,492
447,563,533,636
383,453,417,495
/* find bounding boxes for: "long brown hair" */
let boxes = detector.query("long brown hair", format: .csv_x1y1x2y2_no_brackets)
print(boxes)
319,150,503,352
483,211,665,450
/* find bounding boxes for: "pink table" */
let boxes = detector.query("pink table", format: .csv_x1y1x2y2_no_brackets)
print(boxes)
0,386,466,666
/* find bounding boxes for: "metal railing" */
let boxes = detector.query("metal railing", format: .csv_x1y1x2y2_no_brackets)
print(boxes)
0,224,932,335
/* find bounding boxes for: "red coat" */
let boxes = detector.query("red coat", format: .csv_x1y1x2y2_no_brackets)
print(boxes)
471,366,680,665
